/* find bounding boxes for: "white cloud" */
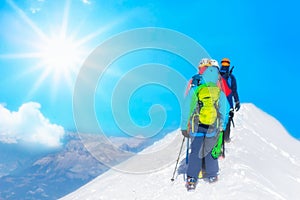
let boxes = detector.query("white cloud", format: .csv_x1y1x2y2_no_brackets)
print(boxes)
0,102,65,148
28,0,45,14
82,0,91,5
30,8,41,14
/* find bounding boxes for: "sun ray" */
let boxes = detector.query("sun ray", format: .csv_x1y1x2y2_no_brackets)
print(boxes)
0,52,41,59
6,0,49,42
60,0,71,38
75,17,126,47
25,65,53,99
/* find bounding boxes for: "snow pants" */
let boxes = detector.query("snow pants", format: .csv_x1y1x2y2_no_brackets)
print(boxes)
186,136,219,180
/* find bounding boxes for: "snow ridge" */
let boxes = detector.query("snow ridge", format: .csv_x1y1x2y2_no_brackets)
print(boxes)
61,103,300,200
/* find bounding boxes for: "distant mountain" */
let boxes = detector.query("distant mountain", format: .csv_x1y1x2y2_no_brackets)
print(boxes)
0,143,46,178
0,133,149,200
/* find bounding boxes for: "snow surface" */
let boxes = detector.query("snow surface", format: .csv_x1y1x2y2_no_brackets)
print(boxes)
61,103,300,200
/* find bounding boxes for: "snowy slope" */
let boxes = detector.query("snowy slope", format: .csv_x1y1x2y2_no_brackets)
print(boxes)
61,103,300,200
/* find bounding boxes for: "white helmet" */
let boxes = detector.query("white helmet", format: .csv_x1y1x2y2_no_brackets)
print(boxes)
210,59,219,68
199,58,210,67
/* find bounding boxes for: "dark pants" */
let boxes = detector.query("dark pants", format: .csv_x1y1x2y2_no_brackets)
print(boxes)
223,116,232,142
186,136,219,180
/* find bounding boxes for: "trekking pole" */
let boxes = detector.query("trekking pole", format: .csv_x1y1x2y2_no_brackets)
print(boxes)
229,66,235,75
171,136,185,182
231,117,235,128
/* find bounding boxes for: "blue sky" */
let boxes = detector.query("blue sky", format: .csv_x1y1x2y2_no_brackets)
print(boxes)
0,0,299,150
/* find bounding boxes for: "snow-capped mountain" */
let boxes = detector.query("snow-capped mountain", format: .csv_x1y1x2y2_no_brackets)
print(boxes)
61,103,300,200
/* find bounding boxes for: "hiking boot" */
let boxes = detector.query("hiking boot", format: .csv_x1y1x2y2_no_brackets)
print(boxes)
207,176,218,184
186,177,197,191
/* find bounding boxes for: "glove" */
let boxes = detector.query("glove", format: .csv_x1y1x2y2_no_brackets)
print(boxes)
181,130,190,138
229,109,234,118
235,101,240,111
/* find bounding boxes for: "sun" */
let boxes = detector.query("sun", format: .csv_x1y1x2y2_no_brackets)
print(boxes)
37,34,83,86
23,32,87,99
40,36,78,73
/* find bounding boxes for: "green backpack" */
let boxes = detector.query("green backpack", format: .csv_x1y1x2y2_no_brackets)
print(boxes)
196,82,220,126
